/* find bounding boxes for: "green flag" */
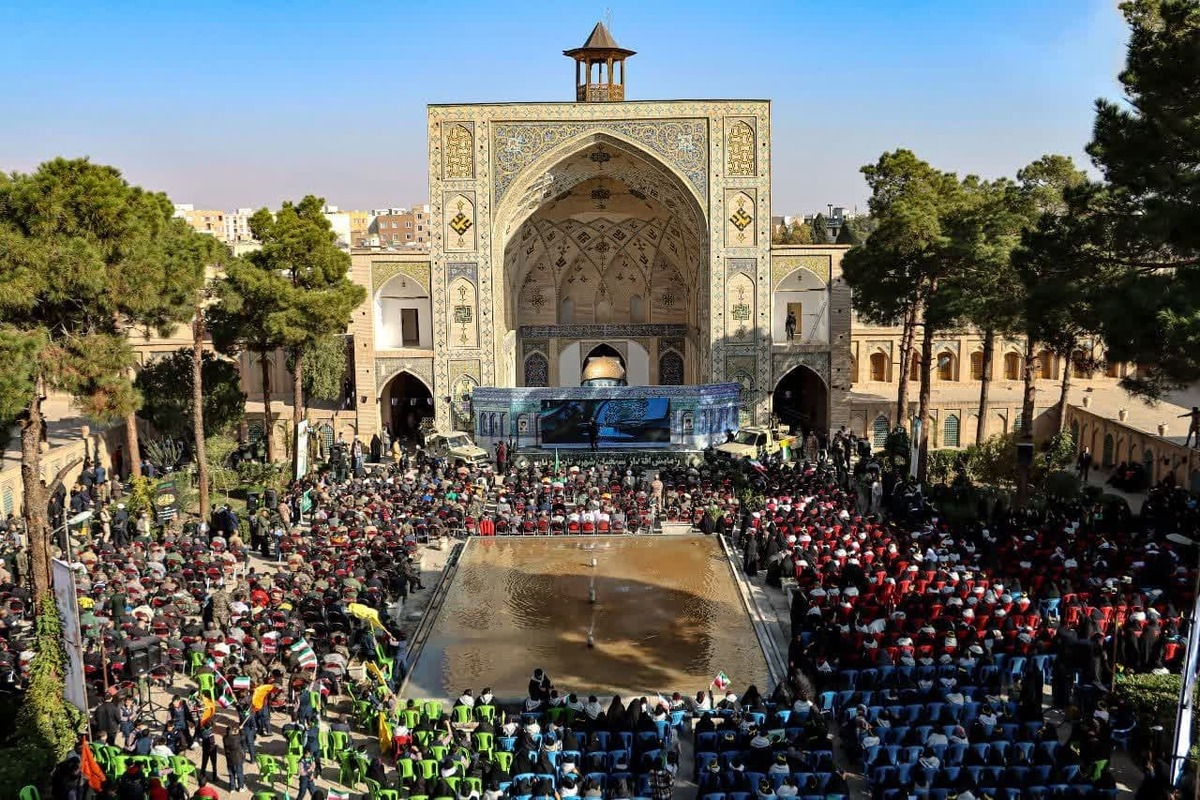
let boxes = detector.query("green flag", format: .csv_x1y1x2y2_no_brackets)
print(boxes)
300,489,313,513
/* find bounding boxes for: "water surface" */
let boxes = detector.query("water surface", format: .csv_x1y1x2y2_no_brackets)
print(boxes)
405,535,770,701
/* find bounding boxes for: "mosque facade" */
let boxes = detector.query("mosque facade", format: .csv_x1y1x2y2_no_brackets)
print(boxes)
350,23,850,446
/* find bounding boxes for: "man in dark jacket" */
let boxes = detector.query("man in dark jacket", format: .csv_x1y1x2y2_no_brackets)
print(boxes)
223,724,245,791
94,694,121,746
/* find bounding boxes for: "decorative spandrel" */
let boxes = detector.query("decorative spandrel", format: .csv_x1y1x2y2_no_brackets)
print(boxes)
727,120,755,176
445,124,474,179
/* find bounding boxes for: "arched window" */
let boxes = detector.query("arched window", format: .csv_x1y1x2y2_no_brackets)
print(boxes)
1102,433,1115,466
560,297,574,324
970,351,984,381
1004,352,1022,381
870,352,888,382
1038,349,1055,379
659,350,684,386
630,294,646,324
909,353,921,382
936,351,956,381
850,354,858,385
943,414,960,448
872,414,890,449
247,420,265,443
523,352,549,387
319,423,334,453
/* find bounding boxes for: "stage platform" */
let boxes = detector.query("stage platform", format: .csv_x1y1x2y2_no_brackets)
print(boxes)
471,383,744,454
512,444,705,469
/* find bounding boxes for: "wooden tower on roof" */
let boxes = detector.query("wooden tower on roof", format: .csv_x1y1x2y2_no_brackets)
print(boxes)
564,21,636,102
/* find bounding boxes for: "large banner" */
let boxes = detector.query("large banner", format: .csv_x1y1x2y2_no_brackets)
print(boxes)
52,558,88,716
295,421,309,480
540,398,671,446
153,479,178,523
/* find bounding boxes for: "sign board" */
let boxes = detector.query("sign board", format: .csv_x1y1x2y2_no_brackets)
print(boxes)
52,558,88,716
295,421,310,480
153,478,179,523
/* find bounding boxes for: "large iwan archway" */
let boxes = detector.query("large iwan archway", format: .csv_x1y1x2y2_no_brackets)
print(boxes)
379,371,433,442
496,134,709,386
772,365,829,436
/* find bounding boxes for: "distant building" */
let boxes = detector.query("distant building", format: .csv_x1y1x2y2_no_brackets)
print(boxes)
322,205,353,249
225,207,256,243
348,210,372,247
369,204,431,247
173,204,228,242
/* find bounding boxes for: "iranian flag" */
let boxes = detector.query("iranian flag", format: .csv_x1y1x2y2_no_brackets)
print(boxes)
712,671,731,692
330,792,351,800
290,638,319,669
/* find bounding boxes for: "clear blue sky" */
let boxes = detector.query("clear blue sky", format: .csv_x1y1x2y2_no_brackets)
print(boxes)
0,1,1129,215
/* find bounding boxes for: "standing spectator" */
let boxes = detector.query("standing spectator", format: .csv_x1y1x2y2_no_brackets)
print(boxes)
198,722,219,782
1077,446,1094,482
296,751,317,800
94,691,121,746
648,757,674,800
223,724,245,792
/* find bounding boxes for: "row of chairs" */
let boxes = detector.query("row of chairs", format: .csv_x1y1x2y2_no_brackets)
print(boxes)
877,790,1116,800
869,763,1096,788
864,740,1061,768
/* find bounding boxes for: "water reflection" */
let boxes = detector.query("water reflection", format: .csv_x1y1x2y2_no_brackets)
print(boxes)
408,536,770,701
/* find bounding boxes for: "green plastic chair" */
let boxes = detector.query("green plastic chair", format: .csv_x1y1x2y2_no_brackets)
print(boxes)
545,707,564,724
463,777,483,795
168,756,197,785
474,704,495,723
491,751,513,772
283,754,301,787
285,728,305,756
428,745,449,763
338,751,364,788
196,672,217,701
401,708,422,728
396,757,415,781
329,730,351,759
253,792,278,800
452,705,473,725
376,791,401,800
422,700,443,721
256,754,280,784
408,795,430,800
414,730,433,747
365,777,383,799
473,731,494,753
18,787,40,800
108,755,130,780
187,650,205,675
417,759,439,780
445,777,461,794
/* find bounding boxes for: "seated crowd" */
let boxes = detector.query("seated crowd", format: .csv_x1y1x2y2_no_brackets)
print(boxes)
5,435,1194,800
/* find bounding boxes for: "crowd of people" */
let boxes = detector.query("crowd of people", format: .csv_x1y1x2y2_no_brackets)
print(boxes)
0,424,1194,800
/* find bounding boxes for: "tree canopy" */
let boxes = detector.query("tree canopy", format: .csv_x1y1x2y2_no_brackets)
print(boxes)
136,349,246,439
0,157,200,600
1080,0,1200,397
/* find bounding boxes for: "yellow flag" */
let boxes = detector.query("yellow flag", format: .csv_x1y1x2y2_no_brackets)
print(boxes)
366,661,387,686
200,694,216,726
349,602,384,630
377,712,392,756
252,684,276,711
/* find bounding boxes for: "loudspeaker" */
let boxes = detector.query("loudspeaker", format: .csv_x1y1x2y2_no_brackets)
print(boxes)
246,492,260,514
264,489,278,511
125,637,163,676
1016,442,1035,468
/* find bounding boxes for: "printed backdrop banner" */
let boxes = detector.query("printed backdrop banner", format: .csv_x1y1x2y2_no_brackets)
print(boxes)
52,558,88,716
154,478,179,522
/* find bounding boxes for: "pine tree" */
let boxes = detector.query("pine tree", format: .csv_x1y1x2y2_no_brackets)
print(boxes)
0,158,191,605
810,213,831,244
210,197,364,473
1083,0,1200,397
842,150,966,482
